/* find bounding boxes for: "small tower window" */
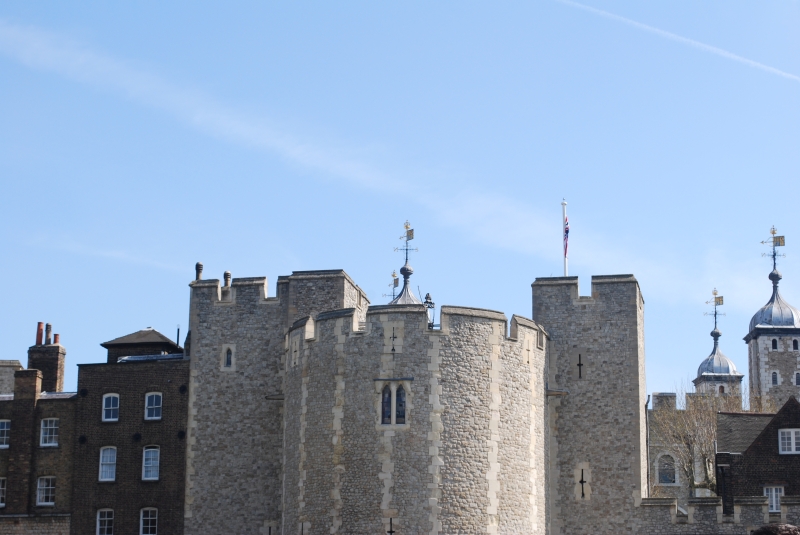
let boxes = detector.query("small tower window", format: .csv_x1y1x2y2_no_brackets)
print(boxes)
796,373,800,386
773,372,779,385
773,339,778,350
381,386,392,425
658,455,676,484
395,386,406,424
719,386,725,394
224,349,232,368
794,340,798,351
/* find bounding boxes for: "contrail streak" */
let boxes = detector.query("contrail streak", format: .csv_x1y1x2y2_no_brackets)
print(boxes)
557,0,800,85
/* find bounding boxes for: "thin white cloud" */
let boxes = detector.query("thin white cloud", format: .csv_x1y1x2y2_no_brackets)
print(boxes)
0,17,773,309
557,0,800,85
0,19,393,191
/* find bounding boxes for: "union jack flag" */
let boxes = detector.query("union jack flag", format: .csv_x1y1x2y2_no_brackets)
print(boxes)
563,216,570,257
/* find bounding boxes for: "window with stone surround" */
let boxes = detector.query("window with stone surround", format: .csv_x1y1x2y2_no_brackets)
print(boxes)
0,478,5,507
773,339,778,350
377,380,411,427
0,420,9,448
36,476,55,506
773,372,779,386
779,429,800,454
220,344,236,371
795,340,799,351
142,446,160,480
657,455,676,484
224,348,232,368
145,393,162,420
140,508,157,535
765,486,783,512
99,447,117,481
40,418,59,447
97,509,114,535
796,373,800,386
103,394,119,422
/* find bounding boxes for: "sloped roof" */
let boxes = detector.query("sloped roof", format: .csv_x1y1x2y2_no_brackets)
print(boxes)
716,412,774,453
101,328,181,350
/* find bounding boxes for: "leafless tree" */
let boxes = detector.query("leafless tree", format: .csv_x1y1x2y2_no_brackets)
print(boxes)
649,383,775,496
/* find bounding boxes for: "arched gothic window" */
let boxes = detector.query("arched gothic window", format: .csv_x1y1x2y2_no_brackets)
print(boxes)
773,339,779,350
773,372,779,385
395,386,406,424
794,340,798,351
381,386,392,425
719,386,725,394
658,455,676,484
224,349,232,368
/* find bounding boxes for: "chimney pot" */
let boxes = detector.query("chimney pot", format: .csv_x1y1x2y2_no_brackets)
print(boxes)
45,323,52,345
224,271,232,287
195,262,203,281
36,322,44,345
54,334,60,344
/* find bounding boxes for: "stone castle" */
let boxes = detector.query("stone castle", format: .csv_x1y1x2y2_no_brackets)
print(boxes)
181,258,650,534
4,232,800,534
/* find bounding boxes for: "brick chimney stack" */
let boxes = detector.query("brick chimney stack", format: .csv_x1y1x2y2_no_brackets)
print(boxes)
35,322,44,346
27,322,66,393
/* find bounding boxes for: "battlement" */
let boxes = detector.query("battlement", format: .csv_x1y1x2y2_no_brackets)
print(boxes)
634,495,797,532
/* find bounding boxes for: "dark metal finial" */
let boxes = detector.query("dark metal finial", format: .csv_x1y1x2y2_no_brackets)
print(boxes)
195,262,203,281
705,289,725,345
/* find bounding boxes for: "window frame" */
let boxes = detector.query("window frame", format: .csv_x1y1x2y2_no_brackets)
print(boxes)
376,380,412,428
794,339,799,351
0,420,9,448
655,454,678,486
140,507,158,535
0,477,6,508
97,508,114,535
99,447,117,482
779,429,800,454
144,393,162,421
772,338,779,350
142,446,160,481
102,394,120,422
772,372,779,386
40,418,59,447
36,476,56,506
765,486,784,512
224,348,232,368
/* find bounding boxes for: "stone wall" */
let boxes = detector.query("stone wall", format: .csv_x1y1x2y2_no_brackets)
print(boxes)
533,275,647,535
749,334,800,408
184,270,367,535
282,303,548,534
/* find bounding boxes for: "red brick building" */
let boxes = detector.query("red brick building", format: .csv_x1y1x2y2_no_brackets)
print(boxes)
0,325,188,535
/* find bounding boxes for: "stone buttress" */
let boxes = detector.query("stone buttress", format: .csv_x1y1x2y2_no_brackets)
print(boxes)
533,275,647,535
183,270,367,535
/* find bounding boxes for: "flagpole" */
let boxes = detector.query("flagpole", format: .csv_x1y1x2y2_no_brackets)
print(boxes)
562,199,568,276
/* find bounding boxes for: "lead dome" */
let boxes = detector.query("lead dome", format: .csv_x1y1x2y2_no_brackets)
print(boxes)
749,269,800,332
696,328,741,377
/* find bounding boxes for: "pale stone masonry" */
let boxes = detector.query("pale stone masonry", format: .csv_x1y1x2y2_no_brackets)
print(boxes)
183,270,367,535
282,304,547,534
177,266,771,534
532,275,648,535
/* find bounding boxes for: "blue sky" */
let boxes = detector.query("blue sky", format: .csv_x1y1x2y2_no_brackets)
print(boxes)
1,1,798,396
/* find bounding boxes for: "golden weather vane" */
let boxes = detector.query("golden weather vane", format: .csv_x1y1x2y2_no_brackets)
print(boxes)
761,226,786,270
704,288,725,329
